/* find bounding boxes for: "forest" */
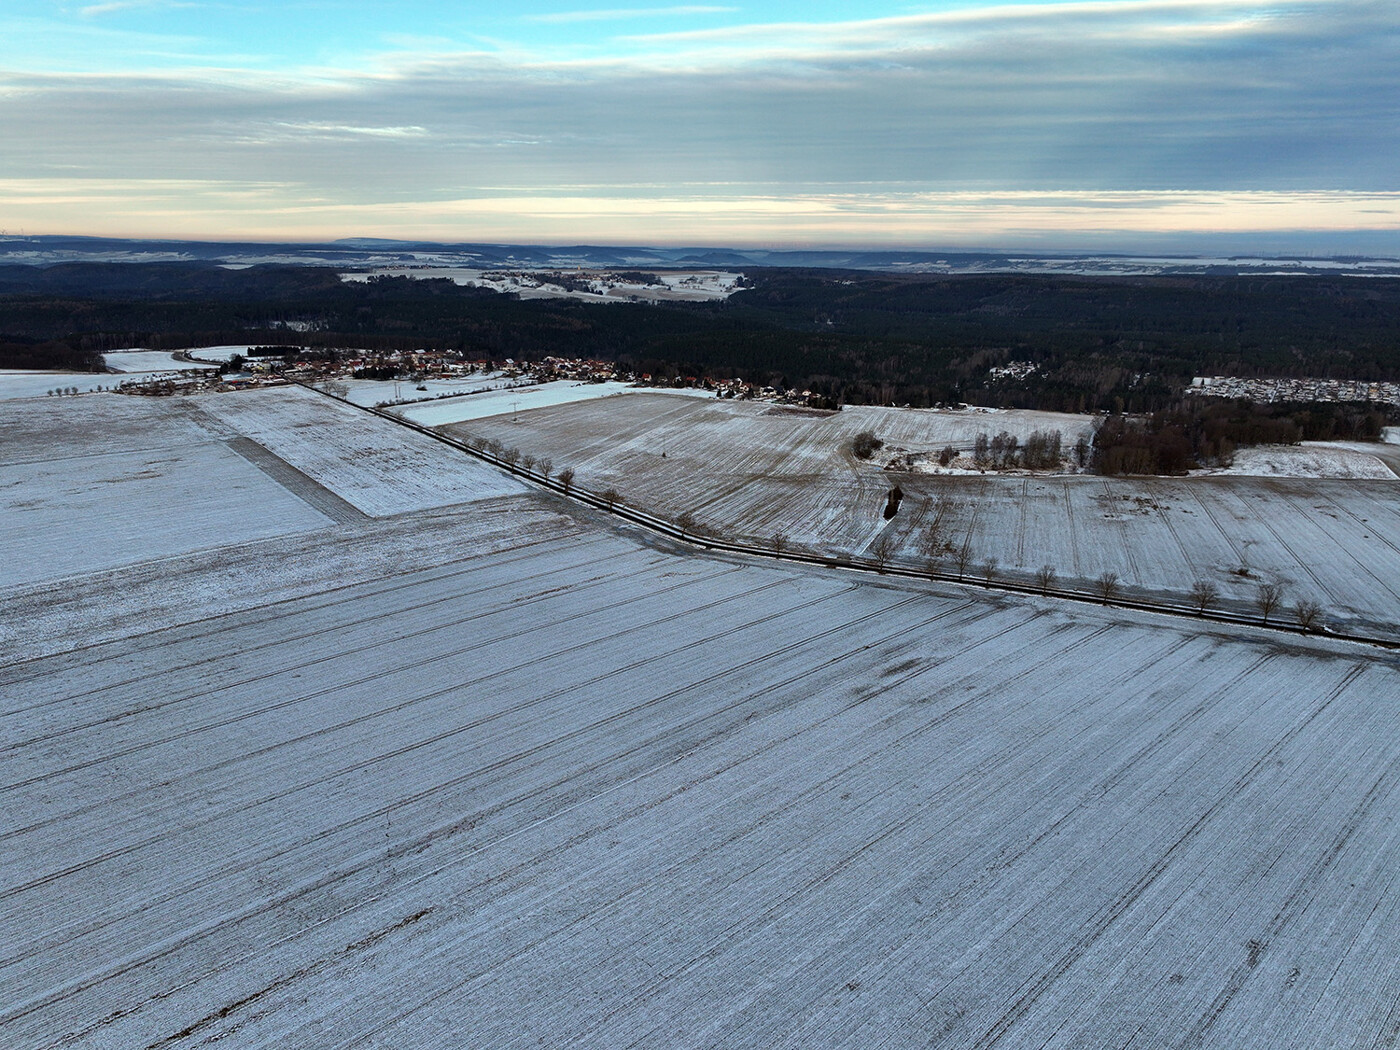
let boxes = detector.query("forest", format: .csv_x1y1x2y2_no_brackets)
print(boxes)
4,263,1400,418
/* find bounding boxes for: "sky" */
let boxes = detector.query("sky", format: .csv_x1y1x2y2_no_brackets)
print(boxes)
1,0,1398,250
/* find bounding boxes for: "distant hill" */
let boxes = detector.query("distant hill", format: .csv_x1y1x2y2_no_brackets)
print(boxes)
3,235,1399,278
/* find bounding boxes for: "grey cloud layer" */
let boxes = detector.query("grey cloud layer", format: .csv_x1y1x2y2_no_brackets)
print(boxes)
1,1,1395,209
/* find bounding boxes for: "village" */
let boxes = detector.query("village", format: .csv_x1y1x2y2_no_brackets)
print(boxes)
1188,373,1400,405
106,345,838,407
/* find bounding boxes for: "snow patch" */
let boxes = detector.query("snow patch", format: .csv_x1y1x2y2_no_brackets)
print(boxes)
1210,442,1397,480
390,381,639,426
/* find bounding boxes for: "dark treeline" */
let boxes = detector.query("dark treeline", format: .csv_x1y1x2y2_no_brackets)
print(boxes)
0,336,108,372
1091,399,1396,475
3,264,1400,411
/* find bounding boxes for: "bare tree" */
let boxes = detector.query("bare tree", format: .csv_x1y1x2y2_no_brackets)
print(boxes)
973,432,991,469
520,453,537,472
500,447,521,467
871,534,895,573
537,457,552,481
557,467,575,494
923,491,952,553
675,510,697,538
772,532,788,556
953,534,975,580
1187,579,1219,616
922,533,946,576
1096,571,1120,605
599,487,622,511
1255,581,1285,624
981,557,999,587
1294,599,1323,632
1036,565,1057,594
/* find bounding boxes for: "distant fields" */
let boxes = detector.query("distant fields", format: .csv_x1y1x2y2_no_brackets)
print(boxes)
453,394,1400,637
4,388,1400,1047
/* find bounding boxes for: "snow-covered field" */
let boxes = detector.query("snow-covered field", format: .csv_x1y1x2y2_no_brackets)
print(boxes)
0,387,530,591
194,385,527,515
101,349,216,373
454,394,1400,635
1213,442,1398,479
182,344,258,363
342,267,743,302
0,371,161,400
4,496,1398,1047
0,351,212,402
0,396,335,588
338,372,511,407
390,379,645,425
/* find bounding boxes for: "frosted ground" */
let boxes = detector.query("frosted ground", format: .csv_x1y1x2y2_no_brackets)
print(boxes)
184,344,258,362
455,394,1400,637
0,369,183,401
337,372,512,407
342,267,743,302
2,387,1399,1048
0,388,524,591
0,350,213,402
1211,441,1399,479
387,379,716,426
101,349,216,373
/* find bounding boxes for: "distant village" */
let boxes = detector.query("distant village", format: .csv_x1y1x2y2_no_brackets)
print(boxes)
1188,375,1400,407
105,346,1400,415
116,346,839,408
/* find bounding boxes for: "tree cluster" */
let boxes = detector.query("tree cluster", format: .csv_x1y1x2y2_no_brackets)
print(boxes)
1090,398,1397,475
971,429,1065,471
852,431,884,459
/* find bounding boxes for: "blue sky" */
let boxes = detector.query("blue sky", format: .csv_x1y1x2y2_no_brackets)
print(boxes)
9,2,1039,72
2,0,1398,248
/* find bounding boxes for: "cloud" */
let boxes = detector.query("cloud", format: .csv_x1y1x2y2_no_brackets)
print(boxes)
1,0,1396,244
2,180,1396,247
268,122,430,141
527,6,737,24
79,0,198,17
617,0,1330,54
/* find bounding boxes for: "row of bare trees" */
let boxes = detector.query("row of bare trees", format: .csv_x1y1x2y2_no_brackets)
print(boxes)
1186,578,1322,628
865,493,1327,630
466,434,586,500
462,438,1330,633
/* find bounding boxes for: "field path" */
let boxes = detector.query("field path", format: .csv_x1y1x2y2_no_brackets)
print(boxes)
225,436,369,524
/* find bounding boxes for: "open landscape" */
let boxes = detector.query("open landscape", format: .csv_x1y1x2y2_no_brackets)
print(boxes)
449,393,1400,638
7,0,1400,1039
4,384,1400,1049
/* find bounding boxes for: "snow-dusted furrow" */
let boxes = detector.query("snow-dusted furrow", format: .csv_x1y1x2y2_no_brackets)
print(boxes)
0,516,599,688
0,539,697,747
7,392,1400,1048
5,520,1398,1049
